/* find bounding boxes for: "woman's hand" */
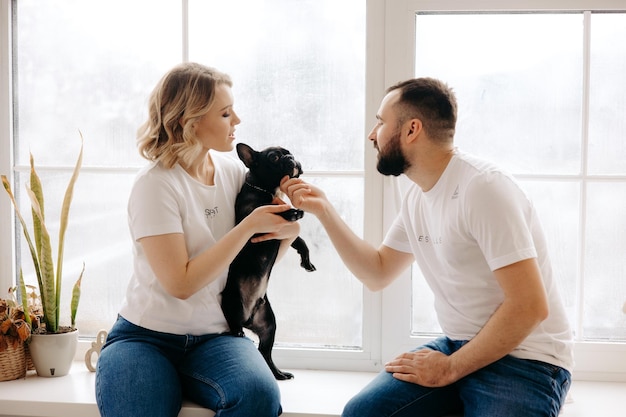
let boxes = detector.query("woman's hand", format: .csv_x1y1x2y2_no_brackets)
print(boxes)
243,203,294,236
251,220,300,243
250,197,301,243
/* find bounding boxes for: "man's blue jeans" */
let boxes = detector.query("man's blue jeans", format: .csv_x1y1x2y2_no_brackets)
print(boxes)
343,336,571,417
96,316,282,417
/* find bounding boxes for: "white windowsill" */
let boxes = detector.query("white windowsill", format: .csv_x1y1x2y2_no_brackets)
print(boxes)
1,362,625,417
0,362,375,417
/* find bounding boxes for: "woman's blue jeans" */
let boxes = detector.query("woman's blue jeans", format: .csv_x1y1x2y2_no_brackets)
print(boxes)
96,316,282,417
343,336,571,417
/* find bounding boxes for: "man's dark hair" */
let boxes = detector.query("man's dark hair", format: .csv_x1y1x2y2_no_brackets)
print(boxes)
386,77,457,143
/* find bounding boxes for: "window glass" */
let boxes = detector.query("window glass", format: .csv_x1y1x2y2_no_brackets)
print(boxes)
414,13,583,175
188,0,365,173
588,13,626,175
188,0,366,348
410,12,626,342
520,180,580,331
14,0,181,336
411,264,441,335
13,0,366,348
583,182,626,340
15,0,181,167
271,176,363,347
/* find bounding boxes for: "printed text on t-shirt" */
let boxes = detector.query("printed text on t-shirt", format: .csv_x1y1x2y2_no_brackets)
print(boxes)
205,207,219,218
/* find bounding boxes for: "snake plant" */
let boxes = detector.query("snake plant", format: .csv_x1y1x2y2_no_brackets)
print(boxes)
2,134,84,333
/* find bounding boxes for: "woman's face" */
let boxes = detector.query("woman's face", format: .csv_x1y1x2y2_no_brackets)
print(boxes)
193,84,241,152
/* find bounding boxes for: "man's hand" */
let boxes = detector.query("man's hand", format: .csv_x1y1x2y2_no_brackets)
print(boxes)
280,176,329,217
384,349,459,387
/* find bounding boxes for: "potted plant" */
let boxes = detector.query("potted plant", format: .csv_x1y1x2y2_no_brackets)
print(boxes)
1,134,84,377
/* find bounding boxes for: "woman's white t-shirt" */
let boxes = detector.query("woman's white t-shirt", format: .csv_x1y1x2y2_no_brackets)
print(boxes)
119,150,246,335
384,150,574,372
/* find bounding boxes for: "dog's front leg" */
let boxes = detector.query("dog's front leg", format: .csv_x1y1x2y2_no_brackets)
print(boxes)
290,237,316,272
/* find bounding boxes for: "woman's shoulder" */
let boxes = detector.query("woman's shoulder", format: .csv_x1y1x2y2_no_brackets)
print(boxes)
131,162,191,197
211,149,245,171
211,149,247,183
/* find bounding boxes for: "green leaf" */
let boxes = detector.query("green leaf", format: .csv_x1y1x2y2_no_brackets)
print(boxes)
3,132,85,334
56,132,84,330
1,175,44,311
70,263,85,328
26,185,57,332
29,153,45,262
19,270,32,327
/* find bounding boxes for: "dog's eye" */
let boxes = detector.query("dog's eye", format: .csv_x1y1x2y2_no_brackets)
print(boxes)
269,153,280,162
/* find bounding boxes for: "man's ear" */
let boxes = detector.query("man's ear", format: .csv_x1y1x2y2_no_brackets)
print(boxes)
404,119,422,142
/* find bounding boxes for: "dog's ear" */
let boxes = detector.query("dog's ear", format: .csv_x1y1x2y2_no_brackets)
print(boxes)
236,143,257,168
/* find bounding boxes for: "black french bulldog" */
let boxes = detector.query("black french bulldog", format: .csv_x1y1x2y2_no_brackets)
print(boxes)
221,143,316,380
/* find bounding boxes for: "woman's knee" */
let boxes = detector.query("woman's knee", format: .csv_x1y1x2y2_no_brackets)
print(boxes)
238,372,281,414
96,341,182,417
182,335,282,415
182,370,281,416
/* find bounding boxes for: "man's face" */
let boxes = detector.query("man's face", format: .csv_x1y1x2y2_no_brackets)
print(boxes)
376,129,409,176
369,90,410,176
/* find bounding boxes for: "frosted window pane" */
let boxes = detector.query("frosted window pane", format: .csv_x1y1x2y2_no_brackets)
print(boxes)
15,0,181,167
411,264,441,335
520,180,580,333
188,0,365,173
583,183,626,341
16,171,134,335
188,0,366,348
270,176,364,348
414,14,583,175
14,1,366,346
588,13,626,175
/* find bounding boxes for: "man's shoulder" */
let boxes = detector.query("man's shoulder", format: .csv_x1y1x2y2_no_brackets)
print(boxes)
453,150,505,176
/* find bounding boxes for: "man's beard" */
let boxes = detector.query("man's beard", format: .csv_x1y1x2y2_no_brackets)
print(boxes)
376,131,410,176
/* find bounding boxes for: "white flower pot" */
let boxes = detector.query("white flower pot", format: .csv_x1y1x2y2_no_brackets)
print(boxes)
28,329,78,377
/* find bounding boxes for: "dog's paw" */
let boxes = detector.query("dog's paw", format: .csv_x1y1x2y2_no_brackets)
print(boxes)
301,260,316,272
277,208,304,222
274,370,295,380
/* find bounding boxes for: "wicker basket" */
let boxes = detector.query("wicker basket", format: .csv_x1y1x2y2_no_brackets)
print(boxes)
0,340,27,381
24,343,35,371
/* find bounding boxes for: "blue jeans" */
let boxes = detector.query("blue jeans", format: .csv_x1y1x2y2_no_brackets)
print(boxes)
96,316,282,417
343,337,571,417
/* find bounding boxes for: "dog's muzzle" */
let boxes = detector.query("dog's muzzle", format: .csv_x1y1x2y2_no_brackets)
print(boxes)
282,156,303,178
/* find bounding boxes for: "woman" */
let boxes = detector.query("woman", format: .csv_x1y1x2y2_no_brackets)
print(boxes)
96,62,297,417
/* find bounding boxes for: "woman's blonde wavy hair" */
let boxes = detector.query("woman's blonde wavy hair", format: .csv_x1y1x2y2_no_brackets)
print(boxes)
137,62,233,168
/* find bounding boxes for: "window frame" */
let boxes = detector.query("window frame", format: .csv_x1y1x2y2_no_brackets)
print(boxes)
0,0,386,373
1,0,625,380
0,0,14,294
381,0,626,382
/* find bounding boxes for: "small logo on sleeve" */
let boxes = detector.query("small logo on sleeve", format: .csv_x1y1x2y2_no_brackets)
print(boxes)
451,185,459,200
418,235,442,245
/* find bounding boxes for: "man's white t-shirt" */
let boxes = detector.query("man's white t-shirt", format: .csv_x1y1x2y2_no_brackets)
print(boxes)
119,150,246,335
384,149,574,372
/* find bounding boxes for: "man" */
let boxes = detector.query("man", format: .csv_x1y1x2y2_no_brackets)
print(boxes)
280,78,573,417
